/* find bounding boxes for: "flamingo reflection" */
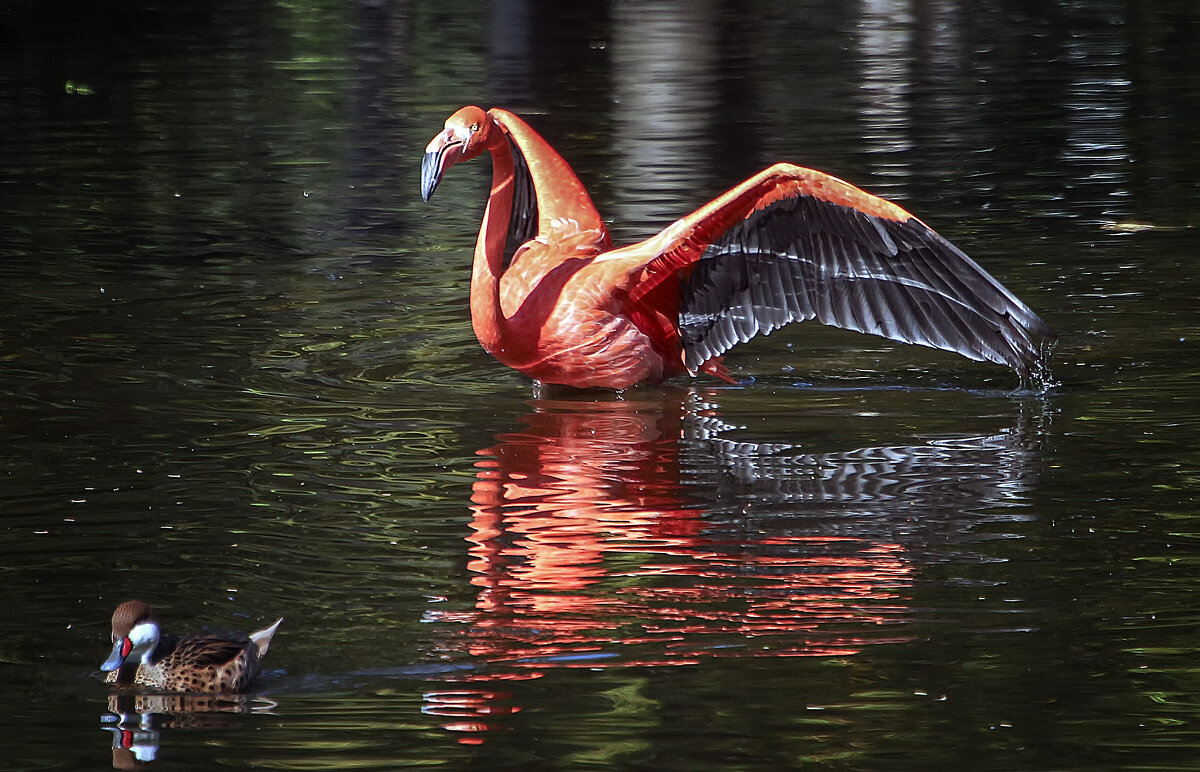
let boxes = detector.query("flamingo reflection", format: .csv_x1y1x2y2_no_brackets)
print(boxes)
427,388,1044,678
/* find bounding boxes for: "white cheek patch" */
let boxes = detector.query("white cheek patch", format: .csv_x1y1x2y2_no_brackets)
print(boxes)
127,621,159,660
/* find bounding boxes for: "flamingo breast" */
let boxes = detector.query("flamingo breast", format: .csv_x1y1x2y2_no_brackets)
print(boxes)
489,255,669,389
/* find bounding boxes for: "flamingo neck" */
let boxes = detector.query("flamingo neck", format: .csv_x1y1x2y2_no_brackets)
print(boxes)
470,135,515,356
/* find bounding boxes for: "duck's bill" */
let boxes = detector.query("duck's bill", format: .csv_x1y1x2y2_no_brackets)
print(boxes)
101,636,132,672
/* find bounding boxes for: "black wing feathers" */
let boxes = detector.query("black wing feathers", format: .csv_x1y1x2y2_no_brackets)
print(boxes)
679,195,1055,376
504,135,538,267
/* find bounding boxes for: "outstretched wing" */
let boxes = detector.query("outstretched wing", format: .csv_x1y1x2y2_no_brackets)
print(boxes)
632,164,1056,377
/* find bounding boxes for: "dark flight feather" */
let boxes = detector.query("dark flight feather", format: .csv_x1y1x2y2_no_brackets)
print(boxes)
504,135,539,267
679,194,1055,376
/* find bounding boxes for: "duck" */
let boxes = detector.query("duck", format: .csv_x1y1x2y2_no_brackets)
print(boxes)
101,600,282,693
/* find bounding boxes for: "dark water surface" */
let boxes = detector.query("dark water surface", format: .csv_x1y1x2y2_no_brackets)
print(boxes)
3,0,1200,769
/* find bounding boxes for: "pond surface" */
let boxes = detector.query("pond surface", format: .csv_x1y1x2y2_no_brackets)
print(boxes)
3,0,1200,769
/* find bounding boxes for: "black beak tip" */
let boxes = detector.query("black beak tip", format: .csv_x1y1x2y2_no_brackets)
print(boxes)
420,151,441,202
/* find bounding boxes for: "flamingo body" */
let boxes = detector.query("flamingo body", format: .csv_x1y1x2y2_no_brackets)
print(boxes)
421,106,1055,389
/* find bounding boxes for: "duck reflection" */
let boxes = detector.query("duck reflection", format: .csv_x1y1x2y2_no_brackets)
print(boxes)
100,692,276,768
427,387,1045,675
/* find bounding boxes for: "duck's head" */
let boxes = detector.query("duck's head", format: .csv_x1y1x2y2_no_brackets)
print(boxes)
101,600,160,672
420,105,498,202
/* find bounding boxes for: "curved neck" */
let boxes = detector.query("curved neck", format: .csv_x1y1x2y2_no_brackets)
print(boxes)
470,134,515,354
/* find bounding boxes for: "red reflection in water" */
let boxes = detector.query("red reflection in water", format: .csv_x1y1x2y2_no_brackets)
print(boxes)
422,689,519,745
422,388,1042,740
439,390,915,675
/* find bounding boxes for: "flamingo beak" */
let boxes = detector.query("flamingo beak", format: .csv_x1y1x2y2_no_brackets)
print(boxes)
420,151,443,202
421,128,469,202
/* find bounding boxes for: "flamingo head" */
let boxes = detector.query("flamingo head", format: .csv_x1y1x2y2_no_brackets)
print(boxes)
421,106,495,202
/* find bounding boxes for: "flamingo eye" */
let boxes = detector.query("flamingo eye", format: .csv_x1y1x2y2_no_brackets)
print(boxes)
470,123,480,132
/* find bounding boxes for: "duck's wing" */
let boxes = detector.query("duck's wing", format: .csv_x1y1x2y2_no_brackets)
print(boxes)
166,633,253,667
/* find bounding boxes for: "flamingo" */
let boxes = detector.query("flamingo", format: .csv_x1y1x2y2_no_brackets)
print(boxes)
420,106,1055,390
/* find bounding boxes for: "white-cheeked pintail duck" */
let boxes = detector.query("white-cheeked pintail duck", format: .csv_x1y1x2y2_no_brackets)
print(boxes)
101,600,282,693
